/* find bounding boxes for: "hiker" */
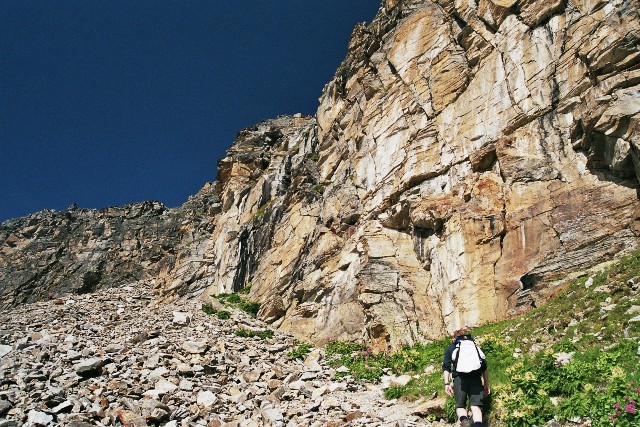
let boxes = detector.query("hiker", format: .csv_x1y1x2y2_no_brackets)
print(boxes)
442,327,490,427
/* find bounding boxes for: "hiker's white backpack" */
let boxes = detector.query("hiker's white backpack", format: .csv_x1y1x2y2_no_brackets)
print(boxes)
453,338,486,373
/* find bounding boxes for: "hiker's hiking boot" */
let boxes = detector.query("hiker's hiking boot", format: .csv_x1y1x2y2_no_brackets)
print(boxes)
460,418,471,427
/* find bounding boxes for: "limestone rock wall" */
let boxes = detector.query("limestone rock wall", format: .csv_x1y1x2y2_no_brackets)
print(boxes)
154,115,318,300
159,0,640,349
302,0,640,347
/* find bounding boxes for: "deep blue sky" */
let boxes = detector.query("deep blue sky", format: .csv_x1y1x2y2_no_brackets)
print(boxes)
0,1,380,222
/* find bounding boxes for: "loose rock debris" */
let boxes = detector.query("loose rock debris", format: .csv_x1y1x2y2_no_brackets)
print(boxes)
0,282,447,426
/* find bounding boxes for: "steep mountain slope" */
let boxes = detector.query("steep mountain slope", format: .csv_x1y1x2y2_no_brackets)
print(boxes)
1,0,639,350
159,0,640,348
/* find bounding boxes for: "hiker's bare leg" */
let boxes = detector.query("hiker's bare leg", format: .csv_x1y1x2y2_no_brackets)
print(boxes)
470,405,483,422
456,407,467,418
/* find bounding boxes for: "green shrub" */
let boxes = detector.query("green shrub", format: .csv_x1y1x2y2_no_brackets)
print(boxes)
288,342,313,360
202,304,215,315
488,340,640,427
235,328,274,340
325,340,367,356
216,310,231,320
215,293,242,304
445,396,458,423
212,292,260,317
238,300,261,317
202,304,231,320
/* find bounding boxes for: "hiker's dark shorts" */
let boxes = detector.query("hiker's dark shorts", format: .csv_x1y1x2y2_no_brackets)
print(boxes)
453,374,484,408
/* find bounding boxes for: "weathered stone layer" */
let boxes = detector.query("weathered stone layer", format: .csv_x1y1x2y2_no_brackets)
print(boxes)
176,0,640,349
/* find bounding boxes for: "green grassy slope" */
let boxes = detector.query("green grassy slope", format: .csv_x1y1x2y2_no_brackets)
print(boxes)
325,250,640,426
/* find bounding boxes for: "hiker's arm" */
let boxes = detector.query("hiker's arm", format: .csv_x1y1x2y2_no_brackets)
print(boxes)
442,346,454,396
442,345,453,373
483,368,490,395
443,370,454,396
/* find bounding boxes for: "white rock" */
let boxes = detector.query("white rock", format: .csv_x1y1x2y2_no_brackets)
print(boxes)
304,350,323,372
600,303,616,312
300,371,318,380
585,277,594,288
49,400,73,414
554,352,574,365
321,396,340,409
262,407,284,424
311,385,328,399
423,365,436,374
172,311,191,326
182,340,208,354
289,380,305,390
177,362,193,374
144,378,177,398
144,354,160,369
148,367,169,379
179,378,194,391
391,375,412,387
0,344,12,358
335,365,350,373
626,305,640,315
26,409,53,426
230,391,247,404
197,390,217,407
328,382,347,392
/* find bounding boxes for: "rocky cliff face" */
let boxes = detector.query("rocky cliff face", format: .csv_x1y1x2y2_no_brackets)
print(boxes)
160,0,640,349
0,188,219,309
2,0,639,349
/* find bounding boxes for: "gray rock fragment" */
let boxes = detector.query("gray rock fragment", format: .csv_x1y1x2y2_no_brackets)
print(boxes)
48,400,73,414
74,357,106,377
0,400,12,415
172,311,191,326
197,390,217,408
26,409,53,426
0,345,12,358
182,340,208,354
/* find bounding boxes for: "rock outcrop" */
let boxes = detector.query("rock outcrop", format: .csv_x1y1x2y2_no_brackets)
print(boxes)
0,188,219,309
163,0,640,349
2,0,640,349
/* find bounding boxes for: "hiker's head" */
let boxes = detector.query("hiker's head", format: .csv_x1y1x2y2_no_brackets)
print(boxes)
452,326,471,342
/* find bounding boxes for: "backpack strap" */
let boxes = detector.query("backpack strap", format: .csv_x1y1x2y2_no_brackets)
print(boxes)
452,341,461,372
474,341,487,370
472,341,481,357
